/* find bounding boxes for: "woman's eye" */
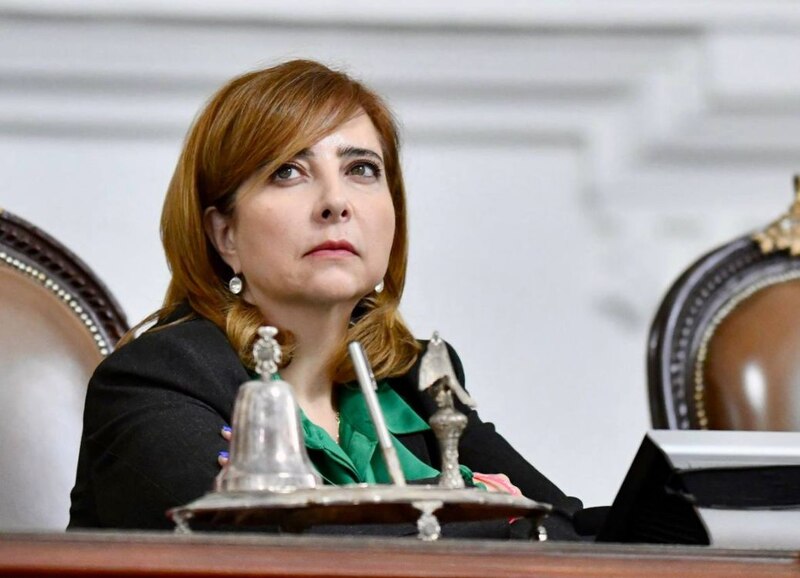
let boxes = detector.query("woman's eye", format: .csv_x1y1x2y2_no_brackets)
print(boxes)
272,164,300,181
348,162,381,179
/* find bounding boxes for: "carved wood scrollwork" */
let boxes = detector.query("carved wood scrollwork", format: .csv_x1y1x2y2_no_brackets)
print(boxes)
753,176,800,256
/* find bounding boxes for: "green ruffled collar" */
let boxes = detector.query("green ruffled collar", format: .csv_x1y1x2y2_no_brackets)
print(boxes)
302,380,438,484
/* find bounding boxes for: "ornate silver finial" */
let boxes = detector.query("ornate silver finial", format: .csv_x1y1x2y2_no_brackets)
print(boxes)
753,175,800,256
253,326,282,378
419,331,476,408
419,332,477,489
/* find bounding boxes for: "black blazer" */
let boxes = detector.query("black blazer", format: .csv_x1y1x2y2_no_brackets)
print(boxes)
69,312,583,538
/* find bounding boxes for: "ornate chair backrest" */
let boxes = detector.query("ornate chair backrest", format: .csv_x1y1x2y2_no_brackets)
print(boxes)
0,209,128,529
648,179,800,431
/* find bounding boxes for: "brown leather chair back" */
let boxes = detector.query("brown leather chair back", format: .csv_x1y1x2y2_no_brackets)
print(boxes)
703,280,800,430
649,182,800,431
0,210,127,530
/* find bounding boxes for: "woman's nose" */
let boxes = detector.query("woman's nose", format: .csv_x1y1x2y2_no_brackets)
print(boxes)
320,205,348,220
315,176,350,222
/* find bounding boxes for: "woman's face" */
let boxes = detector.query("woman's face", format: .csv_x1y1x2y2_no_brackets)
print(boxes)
209,113,396,312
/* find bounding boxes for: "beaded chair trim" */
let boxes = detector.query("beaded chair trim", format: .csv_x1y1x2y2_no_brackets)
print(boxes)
0,250,109,356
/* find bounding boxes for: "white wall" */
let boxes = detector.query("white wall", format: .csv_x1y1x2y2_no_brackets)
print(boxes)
3,1,800,509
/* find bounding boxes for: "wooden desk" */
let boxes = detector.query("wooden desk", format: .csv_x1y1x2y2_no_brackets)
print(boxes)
0,532,797,578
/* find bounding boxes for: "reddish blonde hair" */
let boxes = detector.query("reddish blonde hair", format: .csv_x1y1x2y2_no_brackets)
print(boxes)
127,59,419,382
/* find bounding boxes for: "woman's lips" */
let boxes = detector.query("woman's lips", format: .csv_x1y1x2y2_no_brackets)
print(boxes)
305,240,358,257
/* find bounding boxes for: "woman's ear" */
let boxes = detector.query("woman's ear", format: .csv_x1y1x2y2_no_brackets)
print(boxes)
203,207,241,272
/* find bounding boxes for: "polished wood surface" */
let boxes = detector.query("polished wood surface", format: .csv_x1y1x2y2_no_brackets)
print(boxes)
0,532,797,578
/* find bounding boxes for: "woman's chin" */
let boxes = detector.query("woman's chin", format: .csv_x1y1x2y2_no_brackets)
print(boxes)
299,283,371,306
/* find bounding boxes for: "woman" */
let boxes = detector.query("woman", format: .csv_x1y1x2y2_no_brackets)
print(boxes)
69,60,583,538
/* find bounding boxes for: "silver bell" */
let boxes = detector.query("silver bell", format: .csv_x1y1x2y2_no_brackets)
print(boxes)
215,326,321,492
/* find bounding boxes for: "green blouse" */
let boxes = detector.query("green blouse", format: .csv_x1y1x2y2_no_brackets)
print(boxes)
299,380,474,486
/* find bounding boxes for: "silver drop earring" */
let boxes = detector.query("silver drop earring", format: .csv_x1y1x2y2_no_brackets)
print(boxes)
374,279,385,294
229,274,243,295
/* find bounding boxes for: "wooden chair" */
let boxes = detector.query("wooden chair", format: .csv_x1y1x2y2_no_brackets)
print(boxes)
0,209,127,529
648,178,800,431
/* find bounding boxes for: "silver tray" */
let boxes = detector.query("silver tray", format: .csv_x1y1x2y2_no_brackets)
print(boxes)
169,484,551,541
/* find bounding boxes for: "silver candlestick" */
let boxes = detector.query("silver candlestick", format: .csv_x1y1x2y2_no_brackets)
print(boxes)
428,377,468,488
419,332,476,489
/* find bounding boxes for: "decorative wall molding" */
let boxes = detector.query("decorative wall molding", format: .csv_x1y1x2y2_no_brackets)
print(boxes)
2,4,799,209
4,1,800,29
